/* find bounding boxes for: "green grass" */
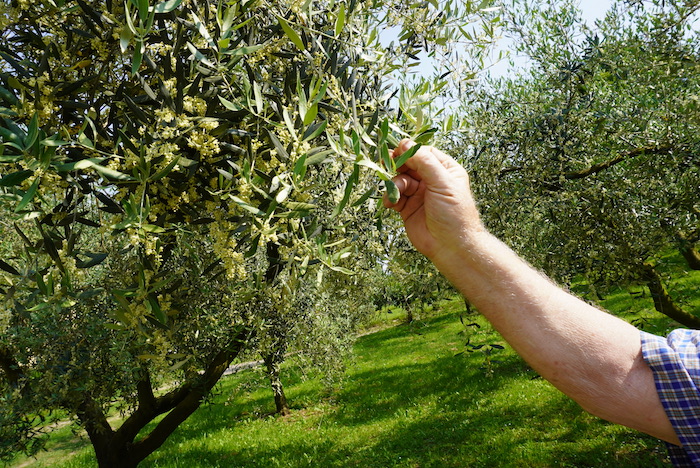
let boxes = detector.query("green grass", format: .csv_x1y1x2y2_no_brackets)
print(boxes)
7,297,674,468
4,422,89,468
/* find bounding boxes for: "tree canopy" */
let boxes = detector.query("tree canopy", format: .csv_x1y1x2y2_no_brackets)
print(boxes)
0,0,499,465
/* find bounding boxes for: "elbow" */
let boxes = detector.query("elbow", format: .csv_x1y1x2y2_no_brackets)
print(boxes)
573,389,681,446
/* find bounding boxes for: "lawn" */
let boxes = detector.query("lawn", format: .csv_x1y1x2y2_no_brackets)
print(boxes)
7,293,679,468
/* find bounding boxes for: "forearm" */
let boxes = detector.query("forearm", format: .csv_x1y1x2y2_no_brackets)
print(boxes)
385,140,678,445
432,230,679,445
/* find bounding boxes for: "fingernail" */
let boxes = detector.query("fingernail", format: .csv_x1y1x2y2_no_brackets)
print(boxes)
402,139,416,150
393,139,415,157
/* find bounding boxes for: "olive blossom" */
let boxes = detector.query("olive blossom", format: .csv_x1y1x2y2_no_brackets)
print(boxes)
0,0,498,465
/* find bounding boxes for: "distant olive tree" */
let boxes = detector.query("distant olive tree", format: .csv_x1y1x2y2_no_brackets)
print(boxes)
253,210,381,416
460,0,700,325
385,232,450,323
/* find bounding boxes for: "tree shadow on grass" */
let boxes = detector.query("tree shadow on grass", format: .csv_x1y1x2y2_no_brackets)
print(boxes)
327,315,670,467
322,404,670,467
140,313,670,467
141,352,668,467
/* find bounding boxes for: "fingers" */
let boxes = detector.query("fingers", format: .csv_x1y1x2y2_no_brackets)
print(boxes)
382,172,421,210
393,139,452,164
384,139,443,210
392,139,455,178
384,139,462,210
391,138,416,158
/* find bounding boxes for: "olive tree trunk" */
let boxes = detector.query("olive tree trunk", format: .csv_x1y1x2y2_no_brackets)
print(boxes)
680,244,700,271
77,328,251,468
641,263,700,329
263,348,290,416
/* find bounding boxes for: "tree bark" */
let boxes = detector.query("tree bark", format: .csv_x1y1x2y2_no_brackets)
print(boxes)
563,144,673,180
541,144,678,191
676,229,700,270
263,349,290,416
680,244,700,270
405,307,414,324
0,347,23,387
260,240,291,416
78,327,252,468
76,396,118,468
641,263,700,329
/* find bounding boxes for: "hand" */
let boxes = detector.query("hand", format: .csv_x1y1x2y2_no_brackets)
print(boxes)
383,139,483,264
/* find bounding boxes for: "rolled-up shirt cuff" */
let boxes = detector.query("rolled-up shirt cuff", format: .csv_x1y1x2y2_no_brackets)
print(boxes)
641,330,700,467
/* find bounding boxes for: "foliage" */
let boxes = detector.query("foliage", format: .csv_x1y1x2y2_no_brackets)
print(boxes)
383,232,452,322
0,0,500,464
458,0,700,323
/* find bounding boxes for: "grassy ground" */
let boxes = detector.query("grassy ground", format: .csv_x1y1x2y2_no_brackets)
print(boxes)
7,290,683,468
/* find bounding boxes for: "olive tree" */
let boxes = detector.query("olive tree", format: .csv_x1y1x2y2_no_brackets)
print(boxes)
0,0,499,465
253,205,383,415
384,231,450,323
459,0,700,325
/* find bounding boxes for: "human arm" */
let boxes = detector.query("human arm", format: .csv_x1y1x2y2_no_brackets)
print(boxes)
383,139,680,446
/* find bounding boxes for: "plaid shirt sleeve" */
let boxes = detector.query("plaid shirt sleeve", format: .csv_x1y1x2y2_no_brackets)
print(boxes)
641,330,700,467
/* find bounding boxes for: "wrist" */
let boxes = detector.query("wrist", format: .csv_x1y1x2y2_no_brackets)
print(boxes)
430,226,492,286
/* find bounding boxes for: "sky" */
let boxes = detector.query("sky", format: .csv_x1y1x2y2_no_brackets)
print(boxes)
381,0,618,82
580,0,615,22
485,0,614,78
